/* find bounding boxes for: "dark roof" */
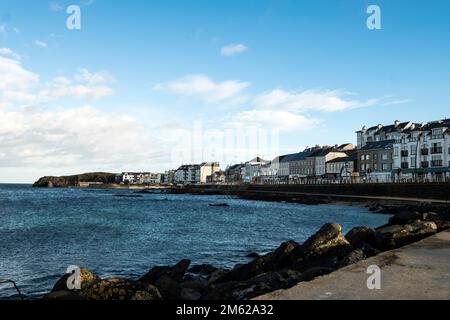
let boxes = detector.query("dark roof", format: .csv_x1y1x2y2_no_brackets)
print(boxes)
326,155,356,164
421,119,450,131
280,149,315,163
359,139,395,151
308,147,347,158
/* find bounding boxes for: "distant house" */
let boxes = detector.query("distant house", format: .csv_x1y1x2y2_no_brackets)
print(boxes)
357,140,395,183
392,119,450,182
174,162,221,185
307,147,349,179
326,152,358,182
225,164,244,184
206,171,226,184
121,172,163,185
242,157,270,183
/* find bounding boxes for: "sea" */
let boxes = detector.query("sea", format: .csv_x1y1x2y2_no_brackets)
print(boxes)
0,184,389,299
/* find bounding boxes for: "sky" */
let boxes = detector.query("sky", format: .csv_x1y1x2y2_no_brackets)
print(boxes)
0,0,450,183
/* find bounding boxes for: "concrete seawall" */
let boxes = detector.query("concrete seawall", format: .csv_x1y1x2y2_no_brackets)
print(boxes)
255,230,450,300
177,183,450,205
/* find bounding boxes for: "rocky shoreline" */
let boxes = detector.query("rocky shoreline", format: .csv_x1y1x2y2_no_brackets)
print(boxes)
44,204,450,301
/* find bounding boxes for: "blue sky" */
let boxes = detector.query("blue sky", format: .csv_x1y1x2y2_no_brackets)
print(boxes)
1,0,449,182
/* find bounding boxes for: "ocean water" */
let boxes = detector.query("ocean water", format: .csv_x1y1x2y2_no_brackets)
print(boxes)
0,184,389,299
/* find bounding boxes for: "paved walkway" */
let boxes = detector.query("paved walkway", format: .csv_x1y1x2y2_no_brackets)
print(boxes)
255,230,450,300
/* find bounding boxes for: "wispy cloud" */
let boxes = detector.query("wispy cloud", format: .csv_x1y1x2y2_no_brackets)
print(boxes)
0,48,21,60
253,89,380,113
154,74,250,103
221,44,248,56
0,55,114,108
49,1,64,12
35,40,48,48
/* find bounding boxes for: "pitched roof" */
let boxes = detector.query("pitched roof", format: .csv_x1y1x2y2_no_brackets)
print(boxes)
326,155,356,164
359,139,395,151
280,149,316,163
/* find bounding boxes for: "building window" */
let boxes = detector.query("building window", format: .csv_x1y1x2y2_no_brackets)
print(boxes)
410,157,416,168
394,147,400,157
382,153,388,160
360,155,365,161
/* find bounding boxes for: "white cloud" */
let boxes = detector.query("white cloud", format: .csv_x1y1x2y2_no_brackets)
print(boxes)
0,55,114,108
35,40,48,48
0,106,164,171
0,47,21,60
229,109,319,132
253,89,379,113
154,74,250,103
0,56,39,92
221,44,248,56
0,25,5,33
49,1,63,12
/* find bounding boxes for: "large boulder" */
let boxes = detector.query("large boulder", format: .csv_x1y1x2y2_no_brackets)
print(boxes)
217,240,299,283
290,223,353,270
388,211,427,225
154,275,182,300
345,226,378,248
81,278,162,301
337,249,366,268
376,221,438,250
51,268,100,292
140,259,191,284
201,270,301,300
188,264,217,275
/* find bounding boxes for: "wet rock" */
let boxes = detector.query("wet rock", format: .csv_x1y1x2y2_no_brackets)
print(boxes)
358,242,381,257
292,223,353,263
208,268,230,284
345,226,378,248
388,211,427,225
51,268,100,292
209,203,230,207
376,221,438,250
82,278,162,301
140,259,191,284
180,288,202,301
154,275,182,300
188,264,217,275
337,249,366,268
218,240,299,283
180,277,208,292
246,252,260,259
202,271,294,300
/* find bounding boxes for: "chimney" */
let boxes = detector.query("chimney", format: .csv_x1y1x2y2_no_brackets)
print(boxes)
394,120,401,127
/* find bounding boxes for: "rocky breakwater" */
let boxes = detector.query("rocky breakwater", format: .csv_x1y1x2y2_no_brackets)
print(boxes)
33,172,117,188
44,209,449,301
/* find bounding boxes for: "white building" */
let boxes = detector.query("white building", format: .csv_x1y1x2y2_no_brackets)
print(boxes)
392,119,450,182
242,157,270,183
122,172,162,185
356,121,416,148
174,162,221,185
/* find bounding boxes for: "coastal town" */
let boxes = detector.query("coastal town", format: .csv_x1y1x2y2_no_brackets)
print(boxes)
119,118,450,187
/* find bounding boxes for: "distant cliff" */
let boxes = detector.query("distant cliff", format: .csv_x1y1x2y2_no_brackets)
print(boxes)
33,172,117,188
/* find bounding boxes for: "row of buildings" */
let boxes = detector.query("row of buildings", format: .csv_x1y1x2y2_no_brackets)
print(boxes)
119,118,450,185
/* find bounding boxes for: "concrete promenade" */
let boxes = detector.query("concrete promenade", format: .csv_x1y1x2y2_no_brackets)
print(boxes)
255,230,450,300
